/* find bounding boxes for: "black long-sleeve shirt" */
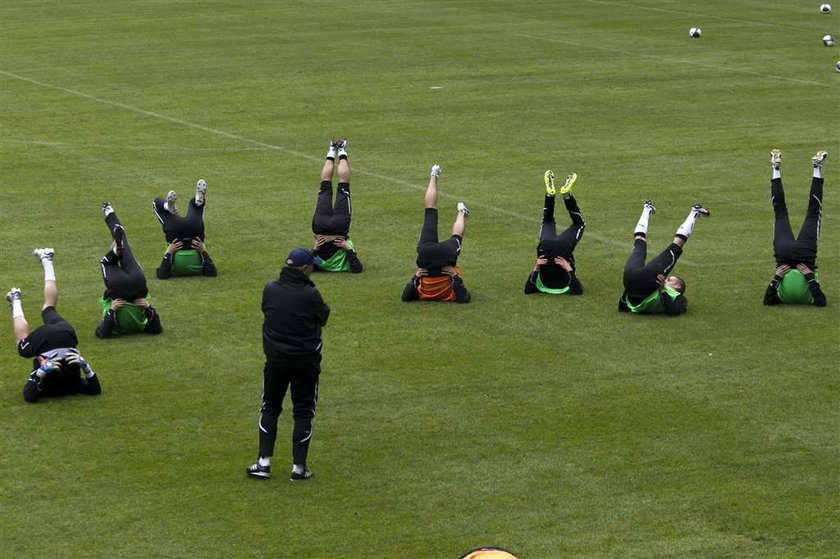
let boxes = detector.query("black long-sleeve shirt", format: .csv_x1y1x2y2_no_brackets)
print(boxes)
313,242,363,274
524,268,583,295
764,271,827,307
618,290,687,316
23,368,101,403
95,305,163,338
402,274,471,303
156,250,217,279
262,267,331,357
344,250,363,273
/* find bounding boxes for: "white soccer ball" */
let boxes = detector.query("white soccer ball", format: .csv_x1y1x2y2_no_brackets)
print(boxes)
823,34,836,46
820,3,832,13
689,27,702,38
836,60,840,72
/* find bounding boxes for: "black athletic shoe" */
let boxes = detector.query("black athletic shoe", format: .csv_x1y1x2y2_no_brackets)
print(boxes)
691,204,711,217
289,469,313,481
245,462,270,480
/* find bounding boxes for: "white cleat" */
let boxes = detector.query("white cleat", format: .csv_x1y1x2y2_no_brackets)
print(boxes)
6,287,22,303
166,190,178,215
195,179,207,206
812,151,828,168
34,248,55,261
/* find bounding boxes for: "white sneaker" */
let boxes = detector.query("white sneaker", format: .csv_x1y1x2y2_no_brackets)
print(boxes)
770,149,782,169
6,287,21,303
691,204,711,217
195,179,207,206
812,151,828,168
335,139,348,158
33,248,55,261
643,199,656,214
166,190,178,215
431,164,442,177
101,202,114,217
456,202,469,215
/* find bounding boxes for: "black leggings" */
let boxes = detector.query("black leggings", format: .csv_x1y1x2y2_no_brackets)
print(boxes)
772,177,822,267
622,239,683,296
101,212,149,300
312,181,352,236
259,354,321,464
152,197,206,243
538,194,586,258
416,208,461,269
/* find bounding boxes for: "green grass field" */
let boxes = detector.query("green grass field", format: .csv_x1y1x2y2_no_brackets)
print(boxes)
1,1,838,557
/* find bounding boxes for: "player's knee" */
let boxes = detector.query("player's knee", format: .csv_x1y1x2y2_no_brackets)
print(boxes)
260,402,281,417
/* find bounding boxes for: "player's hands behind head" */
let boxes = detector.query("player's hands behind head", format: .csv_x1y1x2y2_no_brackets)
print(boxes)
65,349,89,371
38,357,60,374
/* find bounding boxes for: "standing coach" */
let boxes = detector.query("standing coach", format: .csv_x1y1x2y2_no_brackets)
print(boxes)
246,248,330,481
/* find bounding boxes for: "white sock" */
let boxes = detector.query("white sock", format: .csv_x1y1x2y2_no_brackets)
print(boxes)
676,210,698,239
292,464,305,474
772,168,781,180
41,259,56,282
258,457,271,468
634,206,652,236
814,166,822,179
163,202,174,213
11,299,24,318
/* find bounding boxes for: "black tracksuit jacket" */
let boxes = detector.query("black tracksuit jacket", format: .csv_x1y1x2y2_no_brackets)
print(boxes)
262,267,331,357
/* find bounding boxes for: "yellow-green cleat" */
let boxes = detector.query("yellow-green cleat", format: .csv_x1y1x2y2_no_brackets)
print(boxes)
544,170,555,196
559,173,577,196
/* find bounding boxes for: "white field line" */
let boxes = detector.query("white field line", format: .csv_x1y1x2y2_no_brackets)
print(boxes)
0,71,570,223
0,138,266,152
0,71,319,159
519,35,832,88
583,0,819,32
1,70,795,269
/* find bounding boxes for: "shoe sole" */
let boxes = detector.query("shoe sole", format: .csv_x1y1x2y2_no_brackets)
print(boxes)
544,171,555,195
246,471,270,480
559,173,577,195
290,473,313,481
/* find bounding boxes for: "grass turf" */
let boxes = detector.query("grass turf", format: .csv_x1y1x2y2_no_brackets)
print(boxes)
1,1,838,557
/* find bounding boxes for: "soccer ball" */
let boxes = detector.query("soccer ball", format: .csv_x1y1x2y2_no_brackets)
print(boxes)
689,27,702,38
824,34,836,46
820,3,832,13
836,60,840,72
